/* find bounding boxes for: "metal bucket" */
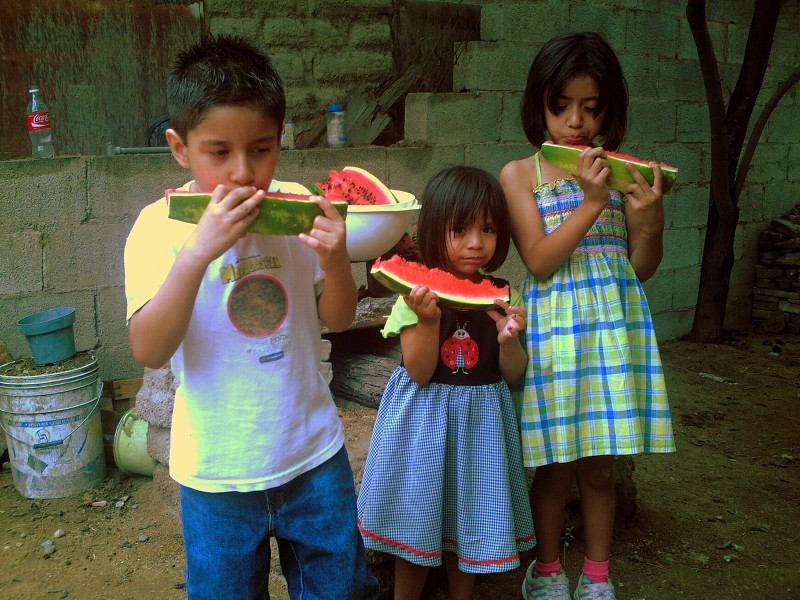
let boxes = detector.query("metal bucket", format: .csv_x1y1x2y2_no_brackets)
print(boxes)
0,358,106,499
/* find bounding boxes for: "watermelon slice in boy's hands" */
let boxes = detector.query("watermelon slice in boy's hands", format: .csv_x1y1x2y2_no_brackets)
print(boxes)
540,141,678,194
370,254,510,310
165,189,348,236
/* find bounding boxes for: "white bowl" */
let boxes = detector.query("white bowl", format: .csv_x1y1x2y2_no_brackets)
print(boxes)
391,189,416,203
346,204,420,262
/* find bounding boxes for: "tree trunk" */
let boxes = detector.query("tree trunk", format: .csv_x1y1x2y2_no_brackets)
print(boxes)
689,192,739,342
685,0,780,342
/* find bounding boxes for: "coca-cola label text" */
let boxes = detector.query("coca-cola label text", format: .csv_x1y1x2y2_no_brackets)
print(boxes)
27,112,51,131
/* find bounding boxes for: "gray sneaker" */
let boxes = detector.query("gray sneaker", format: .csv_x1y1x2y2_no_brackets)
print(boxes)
573,575,616,600
522,561,571,600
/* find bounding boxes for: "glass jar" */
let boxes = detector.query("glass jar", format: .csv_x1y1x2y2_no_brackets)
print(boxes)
326,104,346,148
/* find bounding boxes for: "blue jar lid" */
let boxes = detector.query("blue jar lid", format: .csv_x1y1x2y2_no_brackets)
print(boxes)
327,104,344,112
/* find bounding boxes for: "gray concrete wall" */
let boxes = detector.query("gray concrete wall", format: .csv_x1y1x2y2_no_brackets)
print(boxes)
1,128,796,382
1,1,799,381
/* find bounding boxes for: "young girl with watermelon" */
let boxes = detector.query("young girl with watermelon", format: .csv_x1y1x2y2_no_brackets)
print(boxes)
357,166,536,599
499,31,676,600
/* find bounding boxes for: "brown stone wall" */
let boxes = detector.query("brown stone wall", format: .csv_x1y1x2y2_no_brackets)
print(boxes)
752,205,800,333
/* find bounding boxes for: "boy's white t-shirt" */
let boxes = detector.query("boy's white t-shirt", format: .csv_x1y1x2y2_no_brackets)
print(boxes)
124,180,344,492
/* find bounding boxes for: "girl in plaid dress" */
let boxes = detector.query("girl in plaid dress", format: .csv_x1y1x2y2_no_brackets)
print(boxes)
357,166,536,599
500,32,676,600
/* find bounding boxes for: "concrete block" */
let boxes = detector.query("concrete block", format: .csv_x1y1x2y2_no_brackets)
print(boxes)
96,286,139,380
88,156,184,222
453,41,533,92
386,145,466,197
313,49,393,82
205,16,261,39
657,61,708,104
319,361,333,385
628,99,677,143
320,338,332,361
404,92,502,144
464,142,532,180
621,55,659,100
0,158,86,230
146,424,171,465
767,108,800,145
0,231,42,295
624,9,678,57
642,271,674,314
500,92,526,143
480,1,568,44
651,308,695,342
135,365,177,429
46,221,129,291
678,19,727,61
677,104,711,144
348,21,391,49
669,267,702,311
660,227,702,270
664,187,709,230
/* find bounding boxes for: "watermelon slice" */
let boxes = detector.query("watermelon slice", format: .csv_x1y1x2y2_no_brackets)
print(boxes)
370,255,509,310
165,190,347,236
540,142,678,194
311,166,399,205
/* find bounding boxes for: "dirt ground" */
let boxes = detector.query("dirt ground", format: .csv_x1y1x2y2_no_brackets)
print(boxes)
1,330,798,600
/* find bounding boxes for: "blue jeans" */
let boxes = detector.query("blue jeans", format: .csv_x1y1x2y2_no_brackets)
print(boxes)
180,446,380,600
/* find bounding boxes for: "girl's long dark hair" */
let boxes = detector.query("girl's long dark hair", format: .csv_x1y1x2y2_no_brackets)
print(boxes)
520,31,628,150
416,166,511,274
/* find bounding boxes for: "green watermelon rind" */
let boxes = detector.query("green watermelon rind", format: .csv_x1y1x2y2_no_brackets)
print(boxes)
167,192,347,236
370,257,509,310
540,143,678,195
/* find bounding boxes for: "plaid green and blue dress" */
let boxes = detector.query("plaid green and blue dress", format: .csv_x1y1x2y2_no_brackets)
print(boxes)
520,152,675,467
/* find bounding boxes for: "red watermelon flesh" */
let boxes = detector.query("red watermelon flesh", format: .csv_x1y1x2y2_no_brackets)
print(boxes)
312,166,398,205
540,141,678,194
370,255,509,310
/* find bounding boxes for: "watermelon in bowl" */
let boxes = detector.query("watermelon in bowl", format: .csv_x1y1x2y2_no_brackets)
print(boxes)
540,142,678,194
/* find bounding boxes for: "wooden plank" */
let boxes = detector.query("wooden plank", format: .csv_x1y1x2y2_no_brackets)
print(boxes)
101,378,142,400
345,65,423,146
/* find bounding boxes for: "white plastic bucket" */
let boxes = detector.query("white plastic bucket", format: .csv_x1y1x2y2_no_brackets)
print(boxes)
113,409,157,476
0,359,106,499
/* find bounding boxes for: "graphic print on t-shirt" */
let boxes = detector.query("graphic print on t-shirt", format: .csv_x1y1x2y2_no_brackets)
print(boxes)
440,321,479,374
227,274,288,337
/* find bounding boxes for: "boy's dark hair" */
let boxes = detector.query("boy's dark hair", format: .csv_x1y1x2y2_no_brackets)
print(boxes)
417,166,511,274
167,35,286,141
520,31,628,151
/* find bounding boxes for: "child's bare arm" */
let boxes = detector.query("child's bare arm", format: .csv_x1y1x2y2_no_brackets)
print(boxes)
488,300,527,384
129,186,265,368
501,153,606,280
623,162,665,282
399,286,441,385
302,197,358,332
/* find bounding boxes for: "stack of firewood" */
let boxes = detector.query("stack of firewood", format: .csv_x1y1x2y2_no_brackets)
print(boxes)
752,205,800,333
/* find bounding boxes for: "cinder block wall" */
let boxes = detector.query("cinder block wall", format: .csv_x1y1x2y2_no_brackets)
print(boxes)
1,1,798,382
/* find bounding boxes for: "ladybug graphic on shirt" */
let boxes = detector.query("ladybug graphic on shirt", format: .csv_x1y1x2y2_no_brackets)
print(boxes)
440,321,479,374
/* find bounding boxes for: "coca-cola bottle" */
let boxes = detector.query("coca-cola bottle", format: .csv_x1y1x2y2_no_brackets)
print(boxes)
27,87,55,158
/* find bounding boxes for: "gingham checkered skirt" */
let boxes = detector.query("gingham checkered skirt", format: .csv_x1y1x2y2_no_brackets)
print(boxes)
520,180,676,467
357,368,536,573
